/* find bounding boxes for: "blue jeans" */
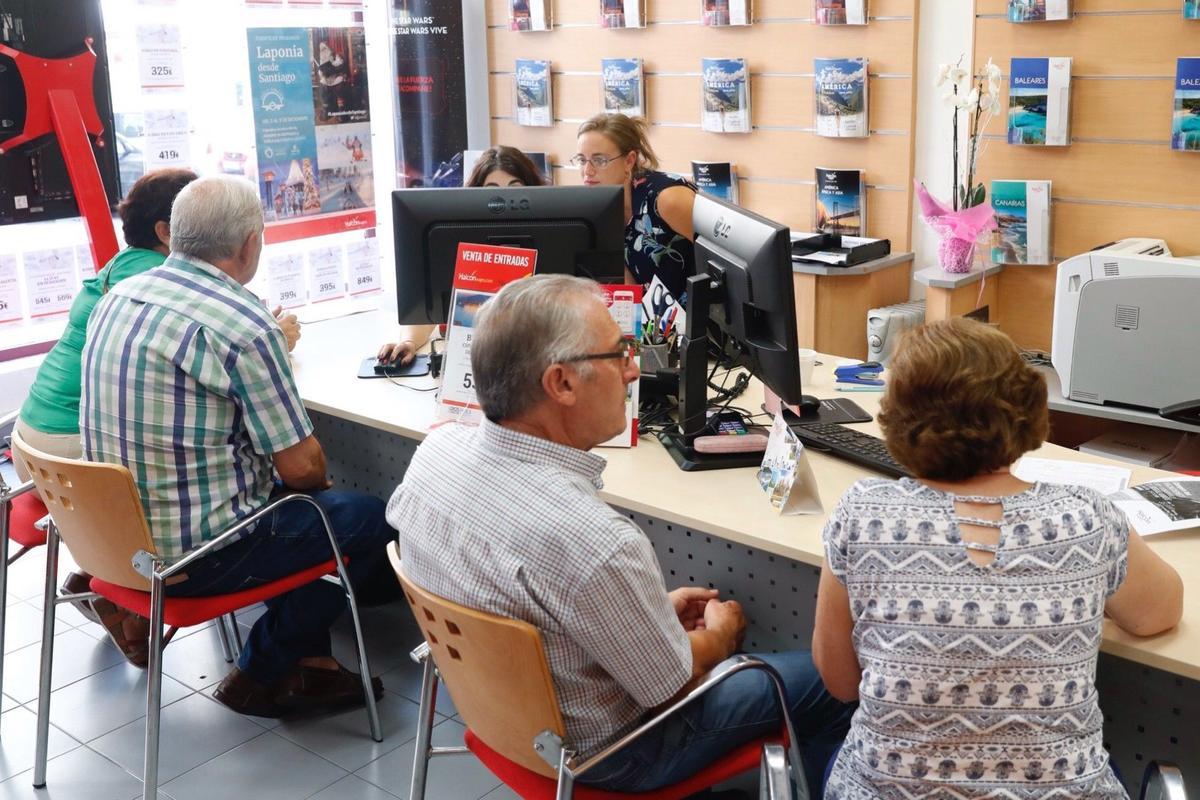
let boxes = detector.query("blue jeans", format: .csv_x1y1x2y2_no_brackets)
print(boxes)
165,490,393,684
578,651,855,795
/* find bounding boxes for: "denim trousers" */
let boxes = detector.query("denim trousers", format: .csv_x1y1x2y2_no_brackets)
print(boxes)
165,489,394,684
578,650,856,795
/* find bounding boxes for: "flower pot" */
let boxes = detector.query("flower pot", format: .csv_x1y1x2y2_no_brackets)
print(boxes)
937,235,977,274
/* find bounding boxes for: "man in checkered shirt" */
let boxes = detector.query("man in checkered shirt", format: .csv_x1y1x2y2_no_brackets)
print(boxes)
81,176,393,719
387,275,853,794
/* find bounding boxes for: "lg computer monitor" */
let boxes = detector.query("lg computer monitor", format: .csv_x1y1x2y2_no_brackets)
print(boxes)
392,185,626,324
665,193,804,470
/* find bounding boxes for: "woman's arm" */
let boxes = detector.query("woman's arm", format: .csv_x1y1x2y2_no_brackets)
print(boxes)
1106,527,1184,637
812,565,862,702
655,185,697,242
377,323,436,365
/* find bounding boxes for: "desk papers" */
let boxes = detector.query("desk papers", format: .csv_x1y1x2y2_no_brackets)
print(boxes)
1012,457,1131,495
1111,477,1200,536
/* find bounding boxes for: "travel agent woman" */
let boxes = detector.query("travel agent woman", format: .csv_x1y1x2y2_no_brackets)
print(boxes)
575,113,697,302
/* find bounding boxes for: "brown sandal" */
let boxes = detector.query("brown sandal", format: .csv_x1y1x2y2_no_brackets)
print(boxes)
91,598,151,668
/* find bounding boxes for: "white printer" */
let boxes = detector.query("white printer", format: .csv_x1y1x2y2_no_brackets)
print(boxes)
1051,239,1200,416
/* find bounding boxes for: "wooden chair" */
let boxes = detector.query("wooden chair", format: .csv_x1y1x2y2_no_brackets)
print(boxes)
11,431,383,800
387,541,806,800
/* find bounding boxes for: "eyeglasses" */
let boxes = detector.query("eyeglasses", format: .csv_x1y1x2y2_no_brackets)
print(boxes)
562,341,637,368
568,153,624,169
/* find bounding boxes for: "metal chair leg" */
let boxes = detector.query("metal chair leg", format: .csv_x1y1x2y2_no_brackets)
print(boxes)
224,612,243,659
0,496,11,722
554,747,576,800
142,569,166,800
32,522,60,789
215,614,234,663
760,743,794,800
409,654,439,800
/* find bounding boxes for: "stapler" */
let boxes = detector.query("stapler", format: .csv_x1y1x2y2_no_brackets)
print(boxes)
834,361,884,386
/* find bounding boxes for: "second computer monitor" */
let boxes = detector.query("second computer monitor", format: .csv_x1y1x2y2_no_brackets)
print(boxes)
392,185,626,325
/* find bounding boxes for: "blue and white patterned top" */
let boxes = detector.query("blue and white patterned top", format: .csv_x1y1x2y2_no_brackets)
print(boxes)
626,170,696,300
823,477,1130,799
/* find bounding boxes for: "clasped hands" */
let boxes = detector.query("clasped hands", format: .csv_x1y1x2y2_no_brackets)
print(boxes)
669,586,746,646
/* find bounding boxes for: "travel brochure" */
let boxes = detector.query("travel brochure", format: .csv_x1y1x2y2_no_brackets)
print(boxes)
991,179,1052,264
600,0,646,29
702,0,751,26
601,57,645,118
691,161,740,204
1007,56,1072,146
814,57,868,138
1188,0,1200,18
1173,57,1200,152
701,57,752,133
814,167,865,237
1111,477,1200,536
515,58,553,127
509,0,551,31
814,0,867,25
757,413,823,515
1007,0,1070,22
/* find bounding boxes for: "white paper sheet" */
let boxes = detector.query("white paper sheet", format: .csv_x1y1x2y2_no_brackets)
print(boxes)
1012,457,1131,496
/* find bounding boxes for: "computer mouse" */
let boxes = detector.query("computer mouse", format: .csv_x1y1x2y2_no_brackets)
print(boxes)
797,395,822,416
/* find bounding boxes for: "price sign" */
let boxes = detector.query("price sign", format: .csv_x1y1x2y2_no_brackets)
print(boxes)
346,237,381,296
145,109,191,169
74,244,96,283
23,248,77,318
267,252,305,309
307,246,345,304
0,253,23,324
136,25,185,90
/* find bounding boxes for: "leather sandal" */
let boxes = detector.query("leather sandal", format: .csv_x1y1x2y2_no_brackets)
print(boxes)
59,570,101,624
91,597,151,668
273,663,384,715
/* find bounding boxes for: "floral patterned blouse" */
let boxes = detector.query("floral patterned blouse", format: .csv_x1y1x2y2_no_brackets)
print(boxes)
626,171,696,301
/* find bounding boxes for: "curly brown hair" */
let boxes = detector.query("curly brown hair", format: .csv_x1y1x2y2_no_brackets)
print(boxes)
878,317,1048,481
118,168,198,250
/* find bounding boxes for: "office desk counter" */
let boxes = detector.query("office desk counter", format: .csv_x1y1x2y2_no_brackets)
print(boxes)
293,309,1199,784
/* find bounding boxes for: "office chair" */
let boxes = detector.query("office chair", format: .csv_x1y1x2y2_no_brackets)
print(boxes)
1140,761,1189,800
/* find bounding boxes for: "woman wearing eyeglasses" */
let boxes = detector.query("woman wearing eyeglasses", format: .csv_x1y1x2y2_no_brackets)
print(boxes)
575,113,697,301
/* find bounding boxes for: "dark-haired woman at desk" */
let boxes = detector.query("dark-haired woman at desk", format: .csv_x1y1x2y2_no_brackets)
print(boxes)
377,145,545,365
575,113,697,302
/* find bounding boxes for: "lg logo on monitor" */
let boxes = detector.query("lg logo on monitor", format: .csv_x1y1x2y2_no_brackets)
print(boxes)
487,196,531,214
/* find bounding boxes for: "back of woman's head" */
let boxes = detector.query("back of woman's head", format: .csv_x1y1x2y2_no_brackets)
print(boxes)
466,146,545,187
878,317,1048,481
117,168,199,250
577,113,659,174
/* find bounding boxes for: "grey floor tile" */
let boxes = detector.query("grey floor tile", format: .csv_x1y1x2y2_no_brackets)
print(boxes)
158,625,236,692
273,692,420,773
2,550,51,603
46,661,193,743
161,731,346,800
0,745,143,800
479,784,523,800
355,719,499,800
89,692,265,784
2,601,51,655
1,695,16,713
0,705,80,782
330,610,423,679
306,774,400,800
379,658,456,718
2,628,126,704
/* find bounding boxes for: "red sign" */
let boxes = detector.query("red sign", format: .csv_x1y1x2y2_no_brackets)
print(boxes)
451,242,538,294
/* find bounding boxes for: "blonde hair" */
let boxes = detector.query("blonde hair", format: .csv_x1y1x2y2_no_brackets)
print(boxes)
577,113,659,175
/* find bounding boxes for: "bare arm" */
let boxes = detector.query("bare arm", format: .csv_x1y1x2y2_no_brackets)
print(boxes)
812,566,862,702
655,185,696,242
1105,528,1184,637
378,323,436,365
272,435,330,491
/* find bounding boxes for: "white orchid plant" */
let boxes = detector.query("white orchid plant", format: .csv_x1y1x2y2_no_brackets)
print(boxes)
937,56,1003,211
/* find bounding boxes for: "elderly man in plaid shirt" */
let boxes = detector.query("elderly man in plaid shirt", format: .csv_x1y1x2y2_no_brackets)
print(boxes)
387,275,853,795
81,175,393,718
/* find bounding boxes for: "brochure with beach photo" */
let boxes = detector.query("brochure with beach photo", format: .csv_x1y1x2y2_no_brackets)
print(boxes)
1172,58,1200,152
990,179,1051,264
701,58,752,133
1187,0,1200,19
815,57,869,138
1008,57,1071,146
814,0,867,25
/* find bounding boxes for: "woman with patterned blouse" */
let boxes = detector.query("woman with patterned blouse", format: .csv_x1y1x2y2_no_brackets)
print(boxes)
813,317,1183,799
575,113,697,302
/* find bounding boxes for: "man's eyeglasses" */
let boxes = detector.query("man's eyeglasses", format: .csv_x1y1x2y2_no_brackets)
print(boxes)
562,341,637,368
568,153,624,169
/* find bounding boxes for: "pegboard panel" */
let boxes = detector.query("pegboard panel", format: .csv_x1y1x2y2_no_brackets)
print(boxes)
310,411,417,499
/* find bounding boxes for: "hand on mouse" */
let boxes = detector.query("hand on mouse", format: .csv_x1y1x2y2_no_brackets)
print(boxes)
377,340,417,366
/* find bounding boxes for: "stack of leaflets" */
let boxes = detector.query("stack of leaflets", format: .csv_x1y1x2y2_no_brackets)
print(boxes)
702,0,751,26
814,168,864,236
814,0,867,25
991,180,1051,264
814,57,868,138
1007,0,1070,22
514,59,553,127
601,0,646,28
601,57,645,117
1008,57,1072,146
701,58,751,133
509,0,551,31
692,161,740,203
1172,57,1200,152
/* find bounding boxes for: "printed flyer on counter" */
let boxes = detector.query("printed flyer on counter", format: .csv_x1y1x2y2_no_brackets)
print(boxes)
247,26,375,244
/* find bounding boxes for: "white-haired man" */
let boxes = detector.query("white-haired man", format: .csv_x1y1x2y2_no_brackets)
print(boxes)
387,274,852,794
81,175,392,717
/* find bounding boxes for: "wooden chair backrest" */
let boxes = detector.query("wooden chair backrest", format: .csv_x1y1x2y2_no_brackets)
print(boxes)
387,542,567,778
11,431,156,591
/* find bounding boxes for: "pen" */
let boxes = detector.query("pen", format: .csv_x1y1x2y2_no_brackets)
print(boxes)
836,386,885,393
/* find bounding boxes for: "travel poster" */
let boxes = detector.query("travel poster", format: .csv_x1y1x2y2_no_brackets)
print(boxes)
1172,58,1200,152
247,26,375,244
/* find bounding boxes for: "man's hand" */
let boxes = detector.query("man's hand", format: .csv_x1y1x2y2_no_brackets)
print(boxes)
272,305,302,352
669,587,718,631
703,598,747,652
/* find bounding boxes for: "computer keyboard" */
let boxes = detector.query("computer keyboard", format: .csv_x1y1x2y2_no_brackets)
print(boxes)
790,421,911,479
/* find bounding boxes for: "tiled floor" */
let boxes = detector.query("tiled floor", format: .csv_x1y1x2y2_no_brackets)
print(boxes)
0,545,519,800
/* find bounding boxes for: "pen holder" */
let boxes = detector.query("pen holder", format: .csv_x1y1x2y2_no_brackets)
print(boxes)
640,343,671,374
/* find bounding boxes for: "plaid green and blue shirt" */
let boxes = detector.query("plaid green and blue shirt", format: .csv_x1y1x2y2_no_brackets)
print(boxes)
80,254,312,559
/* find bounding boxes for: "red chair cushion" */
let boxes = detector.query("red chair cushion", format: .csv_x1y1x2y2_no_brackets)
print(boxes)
8,492,49,550
90,558,341,628
464,727,766,800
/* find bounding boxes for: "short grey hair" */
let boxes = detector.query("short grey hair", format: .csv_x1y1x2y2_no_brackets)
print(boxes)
471,274,605,422
169,175,264,263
